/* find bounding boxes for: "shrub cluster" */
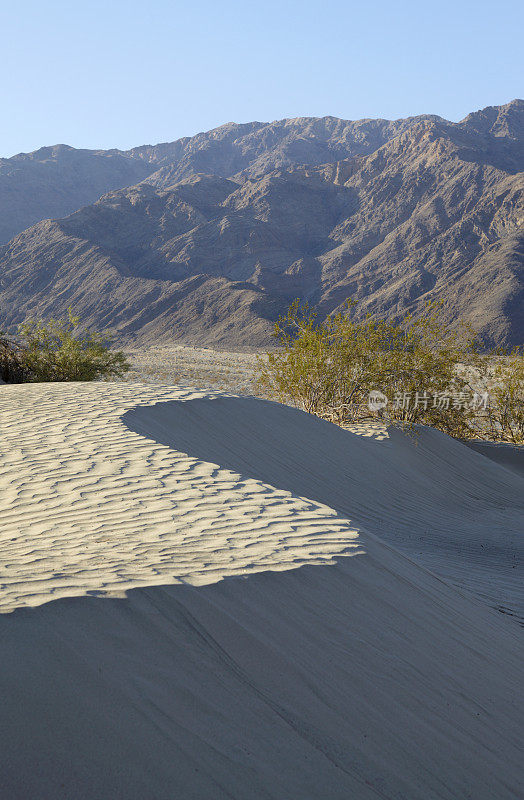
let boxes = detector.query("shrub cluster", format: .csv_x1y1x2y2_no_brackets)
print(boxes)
257,300,523,444
0,310,129,383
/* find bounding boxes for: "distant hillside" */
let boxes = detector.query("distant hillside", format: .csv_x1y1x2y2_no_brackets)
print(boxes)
0,145,155,244
0,100,522,346
0,113,448,245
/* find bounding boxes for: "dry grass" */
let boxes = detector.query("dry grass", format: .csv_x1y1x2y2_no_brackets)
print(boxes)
121,345,266,396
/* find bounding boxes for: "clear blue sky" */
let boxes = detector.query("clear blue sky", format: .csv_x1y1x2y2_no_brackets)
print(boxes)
1,0,522,157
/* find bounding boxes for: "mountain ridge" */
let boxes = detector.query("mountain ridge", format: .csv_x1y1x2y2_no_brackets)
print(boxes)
0,100,522,346
3,99,521,243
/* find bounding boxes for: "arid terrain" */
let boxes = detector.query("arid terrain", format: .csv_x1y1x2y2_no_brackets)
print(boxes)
0,100,522,348
0,381,522,799
123,344,262,394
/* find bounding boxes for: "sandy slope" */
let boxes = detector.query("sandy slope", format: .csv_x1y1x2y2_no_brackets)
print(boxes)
0,383,523,799
125,394,524,619
464,439,524,479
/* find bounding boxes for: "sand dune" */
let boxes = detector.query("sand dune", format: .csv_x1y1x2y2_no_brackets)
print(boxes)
0,383,522,798
125,394,524,619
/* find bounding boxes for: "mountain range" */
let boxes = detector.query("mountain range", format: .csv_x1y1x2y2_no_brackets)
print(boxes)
0,99,522,347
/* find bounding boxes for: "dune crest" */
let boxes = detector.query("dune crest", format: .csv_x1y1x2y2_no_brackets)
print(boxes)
125,394,524,619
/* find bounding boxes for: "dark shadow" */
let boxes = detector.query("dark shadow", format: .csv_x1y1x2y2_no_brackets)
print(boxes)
122,395,523,524
122,395,524,619
463,439,524,478
0,545,521,800
123,396,391,521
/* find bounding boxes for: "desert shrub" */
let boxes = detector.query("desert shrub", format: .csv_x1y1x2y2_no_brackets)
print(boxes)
2,309,129,383
257,299,522,442
257,300,399,423
468,348,524,444
377,303,479,437
0,335,32,383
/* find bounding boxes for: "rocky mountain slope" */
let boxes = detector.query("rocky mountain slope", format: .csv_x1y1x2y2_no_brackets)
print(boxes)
0,101,522,346
0,145,156,244
0,113,449,246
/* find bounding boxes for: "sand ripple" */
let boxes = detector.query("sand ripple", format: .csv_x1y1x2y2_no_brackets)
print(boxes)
0,383,362,611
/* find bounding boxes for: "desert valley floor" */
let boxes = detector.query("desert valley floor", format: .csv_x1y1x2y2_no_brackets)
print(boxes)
0,382,522,799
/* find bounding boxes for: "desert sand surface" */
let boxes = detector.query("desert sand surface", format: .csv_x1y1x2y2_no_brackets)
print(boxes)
123,344,261,394
464,438,524,479
0,382,523,799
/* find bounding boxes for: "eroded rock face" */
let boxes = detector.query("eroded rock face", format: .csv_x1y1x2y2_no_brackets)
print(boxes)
0,113,449,246
0,101,522,347
0,145,156,245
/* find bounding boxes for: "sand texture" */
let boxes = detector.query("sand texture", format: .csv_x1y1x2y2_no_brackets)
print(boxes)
0,382,522,799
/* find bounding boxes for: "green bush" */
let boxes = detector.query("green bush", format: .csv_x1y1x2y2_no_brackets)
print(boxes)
468,348,524,444
2,309,129,383
257,299,401,424
0,335,31,383
257,299,523,443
